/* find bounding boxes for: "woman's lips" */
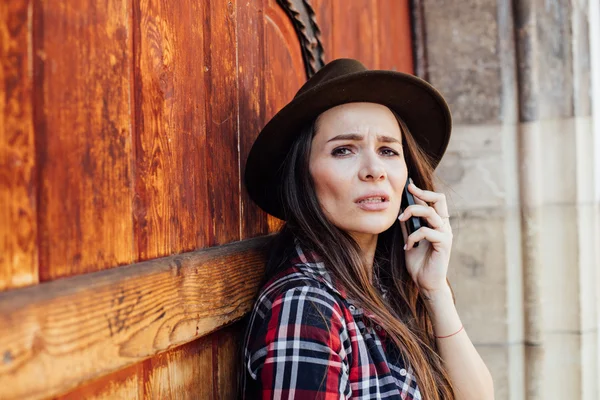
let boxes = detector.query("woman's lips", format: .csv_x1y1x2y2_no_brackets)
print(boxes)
355,200,390,211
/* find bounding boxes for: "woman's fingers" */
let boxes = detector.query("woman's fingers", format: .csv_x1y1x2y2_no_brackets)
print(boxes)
405,227,446,251
399,215,409,245
408,182,450,218
399,204,448,231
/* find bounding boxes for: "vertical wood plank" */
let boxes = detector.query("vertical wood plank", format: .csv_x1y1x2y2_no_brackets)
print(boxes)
133,1,216,396
143,337,213,399
134,0,242,395
0,0,38,290
331,0,379,68
263,0,313,232
56,363,144,400
377,0,414,73
133,0,209,260
264,1,306,232
263,0,306,121
35,0,135,281
264,0,310,232
215,323,244,399
203,0,241,246
237,0,269,239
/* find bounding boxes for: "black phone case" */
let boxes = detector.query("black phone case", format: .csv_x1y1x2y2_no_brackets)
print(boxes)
401,179,425,248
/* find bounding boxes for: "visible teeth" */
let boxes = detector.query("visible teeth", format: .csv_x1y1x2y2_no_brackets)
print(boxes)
359,197,384,203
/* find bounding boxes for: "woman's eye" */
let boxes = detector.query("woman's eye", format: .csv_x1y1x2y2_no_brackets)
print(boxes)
380,148,399,156
332,147,352,156
332,147,399,157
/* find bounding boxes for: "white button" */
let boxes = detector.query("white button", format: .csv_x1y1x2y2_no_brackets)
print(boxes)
348,305,356,312
375,325,381,331
400,368,407,376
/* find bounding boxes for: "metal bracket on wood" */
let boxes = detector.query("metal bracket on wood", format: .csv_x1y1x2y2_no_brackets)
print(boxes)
276,0,325,78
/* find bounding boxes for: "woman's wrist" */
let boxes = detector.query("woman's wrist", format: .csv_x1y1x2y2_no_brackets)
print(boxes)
420,284,463,337
420,282,453,304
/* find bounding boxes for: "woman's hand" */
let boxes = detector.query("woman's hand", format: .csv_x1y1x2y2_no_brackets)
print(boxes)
398,180,453,299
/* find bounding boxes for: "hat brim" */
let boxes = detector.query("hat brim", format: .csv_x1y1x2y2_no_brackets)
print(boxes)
244,70,452,220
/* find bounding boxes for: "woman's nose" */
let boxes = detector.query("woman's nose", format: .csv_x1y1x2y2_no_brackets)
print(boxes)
358,153,386,181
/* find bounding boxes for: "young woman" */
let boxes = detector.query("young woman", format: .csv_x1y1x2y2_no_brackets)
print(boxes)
241,59,494,399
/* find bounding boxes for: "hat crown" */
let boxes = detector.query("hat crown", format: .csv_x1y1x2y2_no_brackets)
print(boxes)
295,58,368,98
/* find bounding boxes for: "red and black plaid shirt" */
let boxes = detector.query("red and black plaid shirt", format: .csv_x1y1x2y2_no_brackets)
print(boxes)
242,239,422,399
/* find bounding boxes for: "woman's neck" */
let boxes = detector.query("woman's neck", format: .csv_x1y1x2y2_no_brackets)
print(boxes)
350,233,378,281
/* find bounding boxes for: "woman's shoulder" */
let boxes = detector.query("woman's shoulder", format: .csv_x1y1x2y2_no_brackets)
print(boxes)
242,266,352,390
256,264,340,310
244,265,350,353
246,263,352,334
248,239,349,326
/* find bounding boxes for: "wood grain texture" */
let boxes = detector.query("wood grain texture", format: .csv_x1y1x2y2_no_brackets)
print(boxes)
0,0,38,290
331,0,379,68
1,0,416,398
264,0,306,233
142,336,213,399
237,0,269,239
34,0,135,281
57,363,144,400
214,323,243,399
59,326,239,399
264,0,306,121
133,0,242,397
203,0,241,246
133,0,210,261
0,236,269,400
377,0,414,73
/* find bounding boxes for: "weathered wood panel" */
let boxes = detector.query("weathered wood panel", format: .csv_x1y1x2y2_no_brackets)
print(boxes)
134,0,243,396
214,323,244,399
142,337,214,399
34,0,135,281
311,0,413,73
377,0,414,72
0,0,415,398
331,0,379,67
134,0,242,396
0,236,269,400
59,325,240,399
57,363,144,400
132,0,216,396
0,0,38,290
133,0,209,260
237,0,269,239
264,0,305,122
264,0,306,233
202,0,241,245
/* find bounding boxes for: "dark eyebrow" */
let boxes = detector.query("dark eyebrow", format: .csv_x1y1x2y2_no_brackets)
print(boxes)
326,133,401,144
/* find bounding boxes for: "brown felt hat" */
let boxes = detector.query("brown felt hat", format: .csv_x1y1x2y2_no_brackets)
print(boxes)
244,58,452,220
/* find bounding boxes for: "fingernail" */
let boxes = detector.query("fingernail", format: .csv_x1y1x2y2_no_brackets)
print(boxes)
403,244,407,250
409,177,414,184
399,213,404,220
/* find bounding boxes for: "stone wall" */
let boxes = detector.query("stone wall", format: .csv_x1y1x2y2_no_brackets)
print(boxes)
418,0,599,398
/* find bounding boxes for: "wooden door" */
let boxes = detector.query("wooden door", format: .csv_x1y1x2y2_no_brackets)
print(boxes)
0,0,414,398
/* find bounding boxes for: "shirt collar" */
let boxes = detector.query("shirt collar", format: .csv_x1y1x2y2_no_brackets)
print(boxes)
290,237,343,297
289,238,387,321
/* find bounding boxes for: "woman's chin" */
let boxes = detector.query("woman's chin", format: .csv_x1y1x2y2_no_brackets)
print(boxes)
346,216,397,235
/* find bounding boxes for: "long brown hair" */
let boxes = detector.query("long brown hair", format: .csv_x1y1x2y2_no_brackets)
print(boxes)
263,109,456,399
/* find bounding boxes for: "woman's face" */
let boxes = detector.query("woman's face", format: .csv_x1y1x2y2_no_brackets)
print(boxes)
309,102,408,240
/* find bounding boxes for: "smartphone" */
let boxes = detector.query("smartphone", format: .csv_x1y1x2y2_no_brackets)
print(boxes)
400,178,425,248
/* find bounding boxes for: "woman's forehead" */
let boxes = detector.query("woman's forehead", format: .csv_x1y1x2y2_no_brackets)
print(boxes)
314,102,402,140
